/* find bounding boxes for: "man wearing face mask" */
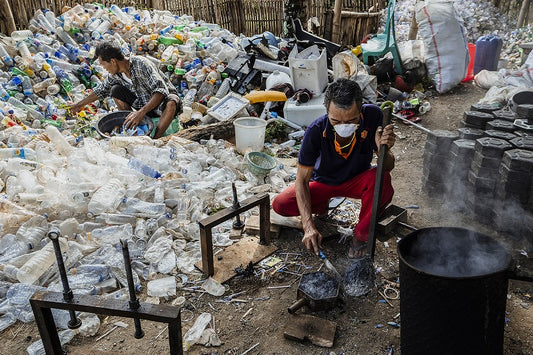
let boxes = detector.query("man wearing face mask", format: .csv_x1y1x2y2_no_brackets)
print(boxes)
272,78,395,259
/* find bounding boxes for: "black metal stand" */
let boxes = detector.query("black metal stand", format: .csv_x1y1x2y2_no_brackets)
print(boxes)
30,230,183,355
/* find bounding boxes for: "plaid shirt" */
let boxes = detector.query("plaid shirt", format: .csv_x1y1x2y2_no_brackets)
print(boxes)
93,55,177,110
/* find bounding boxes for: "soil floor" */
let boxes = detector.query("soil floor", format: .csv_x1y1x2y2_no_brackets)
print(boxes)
1,83,532,354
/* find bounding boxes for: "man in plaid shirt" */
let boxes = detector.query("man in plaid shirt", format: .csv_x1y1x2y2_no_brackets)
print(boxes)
71,41,182,139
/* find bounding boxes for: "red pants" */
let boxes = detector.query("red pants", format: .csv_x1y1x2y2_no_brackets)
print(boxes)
272,168,394,242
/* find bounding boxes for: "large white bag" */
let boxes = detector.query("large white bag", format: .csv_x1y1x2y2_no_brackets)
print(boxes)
415,0,468,93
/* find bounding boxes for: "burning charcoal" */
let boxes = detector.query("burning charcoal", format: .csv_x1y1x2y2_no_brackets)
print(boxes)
463,111,494,129
484,129,517,141
510,136,533,151
485,119,517,133
470,102,502,113
458,127,484,140
474,137,513,158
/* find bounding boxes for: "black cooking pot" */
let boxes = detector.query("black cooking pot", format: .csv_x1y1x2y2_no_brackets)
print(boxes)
398,227,511,355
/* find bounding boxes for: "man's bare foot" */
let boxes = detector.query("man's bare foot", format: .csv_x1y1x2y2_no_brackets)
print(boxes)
348,238,367,259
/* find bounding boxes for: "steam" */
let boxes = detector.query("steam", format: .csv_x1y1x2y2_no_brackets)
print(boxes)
402,228,510,278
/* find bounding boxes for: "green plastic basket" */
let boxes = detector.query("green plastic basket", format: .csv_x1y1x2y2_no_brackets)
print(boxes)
246,151,276,176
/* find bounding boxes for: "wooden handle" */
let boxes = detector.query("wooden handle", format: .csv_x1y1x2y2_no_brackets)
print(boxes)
288,298,307,314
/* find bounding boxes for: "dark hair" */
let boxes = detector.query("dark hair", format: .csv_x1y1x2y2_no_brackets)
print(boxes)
95,41,125,62
323,78,363,111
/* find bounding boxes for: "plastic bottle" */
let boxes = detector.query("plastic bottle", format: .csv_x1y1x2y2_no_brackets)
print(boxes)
45,125,73,156
88,178,125,216
16,216,48,250
10,30,33,42
110,264,142,292
68,264,110,289
182,88,197,108
183,312,212,351
0,313,16,332
0,86,10,101
91,277,119,295
16,236,68,284
0,147,37,160
75,313,100,337
128,157,162,179
55,27,78,47
90,223,133,246
0,44,14,67
147,276,176,297
123,197,166,218
27,329,74,355
97,213,137,225
7,96,44,120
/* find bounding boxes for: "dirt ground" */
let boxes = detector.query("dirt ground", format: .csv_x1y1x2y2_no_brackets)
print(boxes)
2,82,533,354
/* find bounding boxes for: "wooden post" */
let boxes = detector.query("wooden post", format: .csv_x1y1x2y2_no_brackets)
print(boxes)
408,13,418,40
0,0,17,34
332,0,343,43
518,0,531,28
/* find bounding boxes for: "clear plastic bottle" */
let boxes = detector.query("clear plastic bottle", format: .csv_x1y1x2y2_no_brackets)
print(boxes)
16,236,68,284
183,312,212,351
109,265,142,292
123,197,166,218
182,88,197,108
6,282,45,305
0,43,14,67
87,178,125,215
0,147,37,160
45,125,73,156
215,77,231,98
147,276,176,297
0,313,16,332
16,216,49,250
10,30,33,43
97,213,137,225
90,223,133,246
27,329,74,355
127,157,162,179
134,218,148,240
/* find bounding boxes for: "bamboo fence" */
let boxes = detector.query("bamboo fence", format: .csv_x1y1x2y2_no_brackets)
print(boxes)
0,0,527,46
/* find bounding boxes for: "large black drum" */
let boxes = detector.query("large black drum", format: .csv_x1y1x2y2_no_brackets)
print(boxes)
398,227,511,355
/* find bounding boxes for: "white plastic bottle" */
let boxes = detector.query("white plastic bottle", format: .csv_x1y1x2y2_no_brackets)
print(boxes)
87,178,125,215
183,312,212,351
16,236,68,284
45,125,73,156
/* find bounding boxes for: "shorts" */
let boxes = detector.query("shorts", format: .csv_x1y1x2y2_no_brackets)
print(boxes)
110,84,181,117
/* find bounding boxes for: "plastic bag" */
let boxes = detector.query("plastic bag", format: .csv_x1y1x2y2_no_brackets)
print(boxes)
415,0,468,93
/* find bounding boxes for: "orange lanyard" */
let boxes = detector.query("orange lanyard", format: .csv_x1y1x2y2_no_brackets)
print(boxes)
334,134,357,159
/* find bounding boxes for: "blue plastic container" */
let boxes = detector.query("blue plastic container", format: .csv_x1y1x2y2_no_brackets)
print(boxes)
474,35,503,74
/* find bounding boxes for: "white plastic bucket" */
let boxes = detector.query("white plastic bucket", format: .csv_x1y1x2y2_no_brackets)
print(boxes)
233,117,266,154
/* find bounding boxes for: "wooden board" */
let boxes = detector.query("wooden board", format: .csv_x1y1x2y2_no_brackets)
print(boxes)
283,314,337,348
195,236,277,283
270,210,303,229
244,215,280,238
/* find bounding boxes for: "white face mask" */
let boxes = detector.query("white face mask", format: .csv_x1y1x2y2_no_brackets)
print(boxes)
333,123,359,138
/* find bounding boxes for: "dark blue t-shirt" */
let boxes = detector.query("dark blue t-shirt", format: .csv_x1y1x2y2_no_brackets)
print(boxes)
298,104,383,185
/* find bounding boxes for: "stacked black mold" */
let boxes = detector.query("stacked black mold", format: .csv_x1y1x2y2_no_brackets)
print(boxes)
467,137,512,223
448,139,476,211
422,130,458,197
494,149,533,239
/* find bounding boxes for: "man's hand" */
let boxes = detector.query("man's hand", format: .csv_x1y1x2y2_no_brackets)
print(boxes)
375,124,396,150
70,102,83,115
123,110,145,130
301,228,323,255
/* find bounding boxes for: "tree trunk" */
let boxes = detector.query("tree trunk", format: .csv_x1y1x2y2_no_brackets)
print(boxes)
160,118,237,143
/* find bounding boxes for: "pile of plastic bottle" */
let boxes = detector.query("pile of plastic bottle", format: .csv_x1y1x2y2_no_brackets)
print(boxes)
0,5,299,348
0,4,242,136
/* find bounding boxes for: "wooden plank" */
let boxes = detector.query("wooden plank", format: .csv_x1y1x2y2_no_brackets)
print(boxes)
244,215,280,238
0,0,16,34
195,236,278,283
270,210,303,229
283,314,337,348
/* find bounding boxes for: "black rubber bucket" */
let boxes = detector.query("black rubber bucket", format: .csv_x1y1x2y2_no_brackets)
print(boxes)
398,227,511,355
96,110,154,138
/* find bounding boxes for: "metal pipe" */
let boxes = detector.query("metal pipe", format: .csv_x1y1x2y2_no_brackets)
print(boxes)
391,112,434,135
48,228,81,330
232,182,244,229
120,239,144,339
